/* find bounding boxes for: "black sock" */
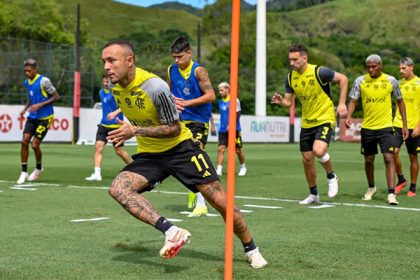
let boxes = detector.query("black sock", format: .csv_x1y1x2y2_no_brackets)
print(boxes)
388,188,395,194
154,217,173,234
243,238,257,253
368,183,375,189
36,162,42,170
22,163,28,172
397,174,406,184
409,183,416,192
326,171,335,179
310,186,318,195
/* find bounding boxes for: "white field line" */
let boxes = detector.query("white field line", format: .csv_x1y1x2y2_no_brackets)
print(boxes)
68,185,109,190
180,211,219,217
6,181,60,187
10,187,38,191
1,180,419,212
71,217,111,223
308,204,336,209
167,218,183,222
243,204,282,209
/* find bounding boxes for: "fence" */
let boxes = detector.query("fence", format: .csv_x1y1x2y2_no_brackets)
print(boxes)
0,36,98,108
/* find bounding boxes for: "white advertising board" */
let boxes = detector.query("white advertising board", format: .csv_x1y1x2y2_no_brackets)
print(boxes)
0,105,301,143
0,105,73,142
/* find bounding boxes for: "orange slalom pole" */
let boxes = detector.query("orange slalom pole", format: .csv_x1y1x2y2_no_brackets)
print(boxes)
224,0,240,279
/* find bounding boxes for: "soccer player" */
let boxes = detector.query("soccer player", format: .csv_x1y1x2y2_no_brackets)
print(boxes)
102,40,267,268
17,59,60,184
85,74,132,181
393,57,420,197
214,82,247,177
271,44,348,204
346,54,408,205
167,37,215,217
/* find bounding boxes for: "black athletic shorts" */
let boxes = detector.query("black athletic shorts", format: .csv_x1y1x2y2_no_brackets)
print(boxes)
121,139,219,193
218,131,243,148
361,127,395,155
185,122,209,146
23,117,53,140
299,123,333,152
394,127,420,155
96,124,123,147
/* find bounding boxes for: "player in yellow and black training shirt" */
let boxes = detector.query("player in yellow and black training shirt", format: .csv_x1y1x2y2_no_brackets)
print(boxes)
101,40,267,268
346,54,408,205
271,44,348,205
393,57,420,197
17,59,60,185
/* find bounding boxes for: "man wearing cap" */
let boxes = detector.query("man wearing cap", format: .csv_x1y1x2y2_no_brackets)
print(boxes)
346,54,408,205
17,59,60,184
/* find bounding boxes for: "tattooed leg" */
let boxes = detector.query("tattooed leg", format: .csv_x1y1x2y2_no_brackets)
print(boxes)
109,171,161,226
197,181,252,243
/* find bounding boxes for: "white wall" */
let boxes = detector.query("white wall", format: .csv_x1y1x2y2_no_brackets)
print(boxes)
0,105,301,143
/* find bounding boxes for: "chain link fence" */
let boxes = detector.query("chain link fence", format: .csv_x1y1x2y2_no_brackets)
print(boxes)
0,36,98,108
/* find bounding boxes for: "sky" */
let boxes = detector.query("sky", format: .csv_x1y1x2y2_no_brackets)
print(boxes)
114,0,258,9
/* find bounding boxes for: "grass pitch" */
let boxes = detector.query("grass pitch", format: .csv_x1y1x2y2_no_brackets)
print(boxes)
0,142,419,279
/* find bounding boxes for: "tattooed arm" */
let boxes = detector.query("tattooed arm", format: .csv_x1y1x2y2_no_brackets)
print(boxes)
107,78,183,146
174,66,216,112
107,119,181,146
119,119,181,138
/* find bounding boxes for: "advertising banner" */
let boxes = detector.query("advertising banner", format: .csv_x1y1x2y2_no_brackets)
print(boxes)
0,105,73,142
1,105,301,144
338,118,362,142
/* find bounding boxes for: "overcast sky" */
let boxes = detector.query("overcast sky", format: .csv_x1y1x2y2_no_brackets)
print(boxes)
114,0,258,9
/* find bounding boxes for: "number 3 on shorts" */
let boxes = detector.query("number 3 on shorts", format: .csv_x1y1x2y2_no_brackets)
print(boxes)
321,126,329,140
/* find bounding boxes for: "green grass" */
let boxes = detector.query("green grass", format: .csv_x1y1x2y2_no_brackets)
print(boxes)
1,142,419,279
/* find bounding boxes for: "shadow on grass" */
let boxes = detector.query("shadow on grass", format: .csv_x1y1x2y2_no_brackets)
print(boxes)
111,239,227,273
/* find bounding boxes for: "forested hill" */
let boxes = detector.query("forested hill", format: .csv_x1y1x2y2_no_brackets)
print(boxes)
1,0,419,115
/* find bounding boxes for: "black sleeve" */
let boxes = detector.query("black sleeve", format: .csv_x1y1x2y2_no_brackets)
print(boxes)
318,66,335,83
284,75,293,93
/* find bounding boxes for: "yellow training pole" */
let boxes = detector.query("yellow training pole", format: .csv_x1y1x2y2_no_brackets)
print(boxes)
224,0,240,279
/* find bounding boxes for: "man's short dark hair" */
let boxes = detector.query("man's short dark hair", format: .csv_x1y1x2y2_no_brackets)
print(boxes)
289,44,308,55
400,57,414,66
170,37,190,54
24,58,37,68
103,40,135,57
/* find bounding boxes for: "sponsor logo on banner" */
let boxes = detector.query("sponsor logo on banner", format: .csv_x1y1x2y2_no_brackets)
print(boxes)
0,114,13,133
0,105,73,142
339,118,362,142
250,120,287,138
17,117,70,131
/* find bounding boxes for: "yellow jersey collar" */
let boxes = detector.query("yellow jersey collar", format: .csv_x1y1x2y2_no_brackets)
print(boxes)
28,74,41,85
179,60,194,79
222,95,231,102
